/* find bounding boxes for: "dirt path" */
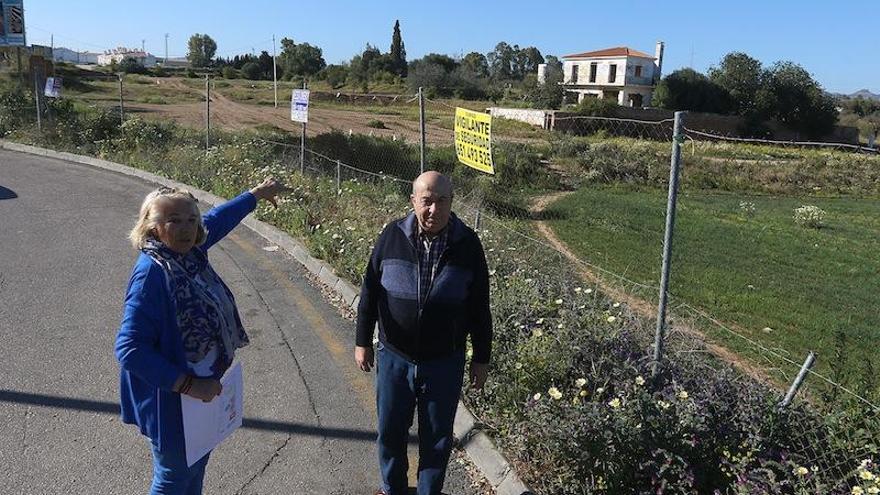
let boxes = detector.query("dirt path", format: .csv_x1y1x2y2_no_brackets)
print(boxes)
530,191,778,387
123,79,455,145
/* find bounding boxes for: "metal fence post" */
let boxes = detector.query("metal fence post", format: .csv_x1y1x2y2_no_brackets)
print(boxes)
300,81,307,174
205,75,210,152
335,159,341,192
34,76,42,132
118,75,125,126
474,206,482,231
418,86,426,174
652,110,686,377
779,352,816,409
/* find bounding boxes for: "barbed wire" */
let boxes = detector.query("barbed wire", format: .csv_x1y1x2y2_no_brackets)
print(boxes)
678,302,879,411
684,127,878,153
554,115,675,125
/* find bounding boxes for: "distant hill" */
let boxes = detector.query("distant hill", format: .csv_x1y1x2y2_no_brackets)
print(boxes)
849,89,880,100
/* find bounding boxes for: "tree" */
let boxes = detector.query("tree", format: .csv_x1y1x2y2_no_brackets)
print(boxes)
119,56,147,74
187,33,217,68
406,61,450,96
448,67,487,99
515,46,544,79
420,53,458,73
389,20,407,77
653,68,733,113
487,42,515,80
759,61,837,138
241,62,261,80
278,38,326,79
321,64,348,89
461,52,489,78
708,52,765,116
258,51,274,80
844,97,880,117
528,55,564,109
221,66,237,79
542,55,563,81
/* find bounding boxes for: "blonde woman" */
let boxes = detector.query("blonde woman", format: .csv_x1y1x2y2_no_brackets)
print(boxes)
115,179,284,495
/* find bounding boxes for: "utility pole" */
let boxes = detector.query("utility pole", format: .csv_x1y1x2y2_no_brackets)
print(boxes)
418,87,426,173
272,35,278,108
118,75,125,125
300,80,306,173
205,75,211,151
34,76,42,132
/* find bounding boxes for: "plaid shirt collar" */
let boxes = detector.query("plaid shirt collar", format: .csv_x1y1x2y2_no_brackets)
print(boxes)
412,219,450,305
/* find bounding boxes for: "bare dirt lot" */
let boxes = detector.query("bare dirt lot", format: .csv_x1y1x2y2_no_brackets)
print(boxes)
124,79,455,144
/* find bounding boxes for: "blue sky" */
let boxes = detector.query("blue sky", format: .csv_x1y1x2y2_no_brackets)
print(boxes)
24,0,877,94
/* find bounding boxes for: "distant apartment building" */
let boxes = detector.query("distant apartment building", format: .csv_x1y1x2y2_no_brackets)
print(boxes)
96,47,158,67
540,41,664,107
52,47,100,64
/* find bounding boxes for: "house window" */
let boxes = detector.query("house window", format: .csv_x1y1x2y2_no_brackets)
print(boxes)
589,62,597,83
609,64,617,83
634,65,642,78
571,64,579,84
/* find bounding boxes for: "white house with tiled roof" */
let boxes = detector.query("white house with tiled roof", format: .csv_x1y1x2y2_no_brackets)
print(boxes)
541,42,664,107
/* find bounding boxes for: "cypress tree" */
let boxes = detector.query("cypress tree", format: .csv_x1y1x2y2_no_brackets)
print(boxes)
390,20,407,77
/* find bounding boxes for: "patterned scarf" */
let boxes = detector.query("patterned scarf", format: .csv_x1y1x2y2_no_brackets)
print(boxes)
142,238,249,374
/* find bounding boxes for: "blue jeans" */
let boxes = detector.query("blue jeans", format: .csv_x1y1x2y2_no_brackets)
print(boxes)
149,442,211,495
376,344,466,495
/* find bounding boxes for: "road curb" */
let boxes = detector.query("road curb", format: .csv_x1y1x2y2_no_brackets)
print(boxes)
0,140,534,495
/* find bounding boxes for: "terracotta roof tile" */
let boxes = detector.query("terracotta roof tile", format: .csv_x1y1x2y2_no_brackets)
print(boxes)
563,47,654,59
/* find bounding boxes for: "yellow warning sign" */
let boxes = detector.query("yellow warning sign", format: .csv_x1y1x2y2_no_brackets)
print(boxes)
454,107,494,174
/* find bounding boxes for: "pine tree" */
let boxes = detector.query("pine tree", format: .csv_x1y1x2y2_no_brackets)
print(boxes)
390,20,407,77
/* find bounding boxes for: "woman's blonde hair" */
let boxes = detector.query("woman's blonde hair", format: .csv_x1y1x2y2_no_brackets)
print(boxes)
128,186,207,250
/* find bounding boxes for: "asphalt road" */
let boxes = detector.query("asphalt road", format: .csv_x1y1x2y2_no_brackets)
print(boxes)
0,149,480,495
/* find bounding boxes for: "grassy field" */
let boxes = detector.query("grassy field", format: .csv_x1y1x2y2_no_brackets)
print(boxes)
547,185,880,393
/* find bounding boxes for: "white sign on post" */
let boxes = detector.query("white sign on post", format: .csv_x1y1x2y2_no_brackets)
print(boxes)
181,361,244,467
44,77,62,98
291,89,310,123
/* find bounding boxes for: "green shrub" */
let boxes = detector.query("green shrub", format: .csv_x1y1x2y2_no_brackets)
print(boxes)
0,88,31,136
221,67,238,79
575,97,619,117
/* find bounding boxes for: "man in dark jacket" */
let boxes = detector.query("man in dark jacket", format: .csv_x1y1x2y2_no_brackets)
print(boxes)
355,171,492,495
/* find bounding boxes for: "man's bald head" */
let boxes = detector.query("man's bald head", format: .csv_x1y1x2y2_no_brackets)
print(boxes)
410,171,454,235
412,171,453,198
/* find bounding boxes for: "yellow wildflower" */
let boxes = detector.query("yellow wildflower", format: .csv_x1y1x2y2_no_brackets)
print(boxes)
548,387,563,400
